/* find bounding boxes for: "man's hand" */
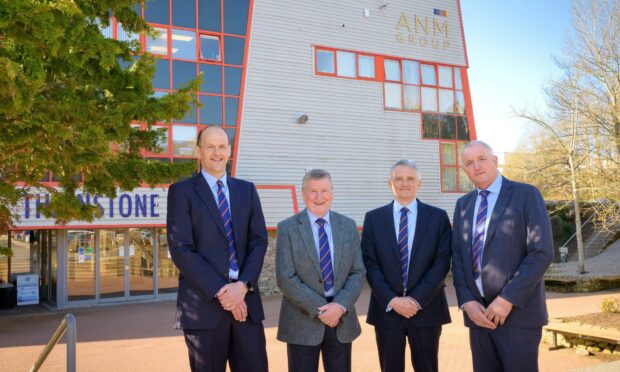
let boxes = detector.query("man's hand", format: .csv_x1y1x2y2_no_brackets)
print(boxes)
230,300,248,322
389,297,419,318
317,303,345,328
216,282,248,311
484,296,513,326
462,301,496,329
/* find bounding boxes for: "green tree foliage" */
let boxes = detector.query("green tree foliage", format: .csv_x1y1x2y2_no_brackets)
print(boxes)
0,0,199,233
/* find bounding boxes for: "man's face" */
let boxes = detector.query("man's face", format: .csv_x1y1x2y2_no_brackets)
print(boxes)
196,128,231,178
302,177,333,218
462,143,499,190
388,165,421,204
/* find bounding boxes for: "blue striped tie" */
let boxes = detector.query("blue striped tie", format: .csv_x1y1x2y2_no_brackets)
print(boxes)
398,207,409,293
472,190,490,280
217,180,239,272
316,218,334,294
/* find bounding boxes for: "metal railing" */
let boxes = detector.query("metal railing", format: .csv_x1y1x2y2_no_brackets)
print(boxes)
29,313,76,372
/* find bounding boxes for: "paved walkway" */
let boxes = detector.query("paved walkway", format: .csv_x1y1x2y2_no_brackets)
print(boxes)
547,240,620,280
1,280,619,371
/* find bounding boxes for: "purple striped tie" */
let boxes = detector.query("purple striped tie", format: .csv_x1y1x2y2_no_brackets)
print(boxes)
398,207,409,293
472,190,490,280
217,180,239,272
316,218,334,293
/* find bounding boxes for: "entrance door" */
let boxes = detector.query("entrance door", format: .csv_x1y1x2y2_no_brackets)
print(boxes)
128,228,154,297
67,230,96,302
99,229,126,301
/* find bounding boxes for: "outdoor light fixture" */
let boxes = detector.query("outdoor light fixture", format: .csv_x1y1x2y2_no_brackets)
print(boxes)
297,114,309,124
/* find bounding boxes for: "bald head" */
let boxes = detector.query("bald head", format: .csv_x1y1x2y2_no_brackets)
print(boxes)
197,126,229,148
196,126,231,178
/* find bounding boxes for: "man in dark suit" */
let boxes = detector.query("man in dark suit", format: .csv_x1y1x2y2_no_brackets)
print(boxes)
451,140,553,372
276,169,365,372
361,159,452,372
167,126,268,372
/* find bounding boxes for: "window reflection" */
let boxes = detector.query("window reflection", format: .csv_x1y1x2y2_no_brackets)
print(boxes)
200,35,220,61
384,83,402,109
171,29,196,60
441,142,457,165
442,167,457,191
200,95,223,125
358,55,375,78
404,85,420,111
147,27,168,55
421,87,437,112
438,66,453,88
316,50,335,74
67,230,96,301
421,64,436,86
384,59,401,81
128,228,154,296
336,51,356,77
439,89,454,113
99,229,125,299
172,125,197,156
157,228,179,294
403,60,419,85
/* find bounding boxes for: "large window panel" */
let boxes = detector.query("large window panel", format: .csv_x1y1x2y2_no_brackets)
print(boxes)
224,0,249,35
67,230,96,302
422,115,439,139
455,91,466,115
224,66,242,96
384,59,401,81
358,55,375,78
384,83,402,109
224,36,245,66
99,229,125,299
144,0,169,25
199,0,221,32
172,61,196,90
200,64,222,94
146,27,168,55
157,228,179,294
441,142,457,165
116,23,139,44
171,29,196,60
199,35,220,61
200,95,223,125
225,97,239,126
459,167,474,192
457,116,470,140
128,228,154,297
404,85,420,111
174,101,197,124
441,167,457,192
439,89,455,113
438,66,453,88
421,87,437,112
172,125,197,156
153,59,170,89
316,50,335,74
151,126,169,154
403,60,420,85
440,115,456,140
336,51,356,77
455,68,463,90
172,0,196,28
421,64,436,86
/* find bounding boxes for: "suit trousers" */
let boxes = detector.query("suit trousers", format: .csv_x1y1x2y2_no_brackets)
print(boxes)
469,326,542,372
183,311,268,372
375,324,442,372
287,326,352,372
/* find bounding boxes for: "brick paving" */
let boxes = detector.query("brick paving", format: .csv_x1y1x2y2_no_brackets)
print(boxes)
1,279,619,372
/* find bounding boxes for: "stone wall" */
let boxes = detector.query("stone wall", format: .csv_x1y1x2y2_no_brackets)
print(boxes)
543,331,620,356
258,230,279,295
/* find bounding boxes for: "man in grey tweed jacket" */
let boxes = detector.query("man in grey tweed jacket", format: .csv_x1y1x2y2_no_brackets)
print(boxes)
276,169,365,372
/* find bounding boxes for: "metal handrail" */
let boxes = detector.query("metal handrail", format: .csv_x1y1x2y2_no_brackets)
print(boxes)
560,213,595,249
29,313,76,372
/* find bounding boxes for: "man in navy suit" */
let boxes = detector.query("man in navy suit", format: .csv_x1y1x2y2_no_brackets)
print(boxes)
362,159,452,372
451,140,553,372
167,126,269,372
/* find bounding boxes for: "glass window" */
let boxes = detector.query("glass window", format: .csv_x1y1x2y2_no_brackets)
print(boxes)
157,228,179,294
152,90,169,98
403,60,419,85
422,115,439,139
316,50,335,74
459,167,474,191
455,68,463,90
421,64,436,85
151,126,169,153
438,66,453,88
225,128,236,153
441,142,457,165
225,97,239,126
358,55,375,78
455,91,466,115
172,125,197,156
336,51,356,77
145,0,169,24
171,29,196,60
224,36,245,65
384,83,402,109
175,101,197,124
147,27,168,55
384,59,401,81
172,61,196,90
199,0,221,32
442,167,457,191
199,35,220,61
172,0,195,28
224,0,249,35
404,85,420,111
99,229,126,299
153,59,170,89
421,87,437,112
440,115,456,140
128,228,154,296
225,66,242,95
200,64,222,94
457,116,470,140
67,230,96,301
94,18,113,39
200,95,222,125
439,89,455,113
117,23,139,44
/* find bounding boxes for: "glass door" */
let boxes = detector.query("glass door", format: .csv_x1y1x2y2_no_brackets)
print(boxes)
99,229,126,301
128,228,154,297
67,230,96,302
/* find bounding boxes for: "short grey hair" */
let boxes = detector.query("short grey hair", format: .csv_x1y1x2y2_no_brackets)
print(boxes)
302,169,332,190
390,159,421,180
462,140,494,157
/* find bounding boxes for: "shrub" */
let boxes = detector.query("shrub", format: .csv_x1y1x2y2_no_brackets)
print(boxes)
600,297,620,313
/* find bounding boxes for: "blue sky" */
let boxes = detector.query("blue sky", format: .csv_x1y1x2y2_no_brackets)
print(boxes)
460,1,574,153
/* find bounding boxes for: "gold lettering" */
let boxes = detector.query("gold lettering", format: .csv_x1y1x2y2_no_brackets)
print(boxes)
432,38,439,49
408,34,416,45
397,13,413,32
415,15,428,35
444,40,450,49
419,37,427,47
433,19,448,37
396,32,405,44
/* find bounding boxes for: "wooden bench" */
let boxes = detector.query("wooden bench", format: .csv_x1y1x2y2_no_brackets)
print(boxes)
545,322,620,351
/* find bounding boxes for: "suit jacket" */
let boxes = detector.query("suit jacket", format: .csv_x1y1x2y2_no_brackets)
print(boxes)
362,200,452,328
451,177,554,328
166,173,268,330
276,209,365,346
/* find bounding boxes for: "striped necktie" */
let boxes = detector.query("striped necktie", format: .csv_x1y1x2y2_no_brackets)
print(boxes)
398,207,410,294
316,218,334,294
472,190,490,280
217,180,239,272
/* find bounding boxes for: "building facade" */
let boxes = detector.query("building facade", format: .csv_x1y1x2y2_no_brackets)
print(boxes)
1,0,475,309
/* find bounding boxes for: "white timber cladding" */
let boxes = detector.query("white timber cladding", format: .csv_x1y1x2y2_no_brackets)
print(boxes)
235,0,468,226
255,188,298,227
